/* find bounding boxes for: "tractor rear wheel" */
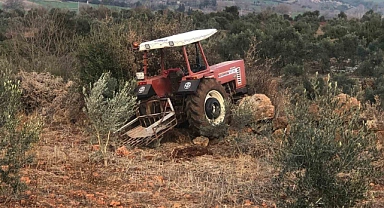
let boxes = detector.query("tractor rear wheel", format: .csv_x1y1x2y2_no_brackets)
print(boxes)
186,79,229,136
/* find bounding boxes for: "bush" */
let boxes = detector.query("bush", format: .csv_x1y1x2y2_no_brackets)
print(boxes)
0,62,41,195
199,119,229,139
4,8,80,80
331,73,357,95
244,37,280,105
277,75,379,207
77,22,138,87
83,72,136,166
283,63,305,77
229,99,255,130
229,133,276,159
355,51,384,77
363,76,384,109
302,75,325,100
18,71,83,124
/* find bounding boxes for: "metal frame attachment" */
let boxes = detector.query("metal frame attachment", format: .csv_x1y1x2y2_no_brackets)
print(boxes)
114,98,177,147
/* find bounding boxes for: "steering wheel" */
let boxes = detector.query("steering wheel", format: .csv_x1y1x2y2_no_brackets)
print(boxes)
191,63,202,73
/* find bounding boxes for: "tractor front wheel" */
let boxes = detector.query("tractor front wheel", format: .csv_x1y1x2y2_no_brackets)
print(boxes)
186,79,229,136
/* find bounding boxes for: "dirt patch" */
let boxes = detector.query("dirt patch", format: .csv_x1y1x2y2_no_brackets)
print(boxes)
162,128,193,144
170,146,212,159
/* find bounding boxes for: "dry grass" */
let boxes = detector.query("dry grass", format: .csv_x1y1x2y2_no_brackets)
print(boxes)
7,124,278,207
18,71,84,125
3,113,384,207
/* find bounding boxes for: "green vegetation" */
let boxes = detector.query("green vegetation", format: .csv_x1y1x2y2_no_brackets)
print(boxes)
277,76,378,207
83,72,136,166
0,61,41,195
77,22,138,86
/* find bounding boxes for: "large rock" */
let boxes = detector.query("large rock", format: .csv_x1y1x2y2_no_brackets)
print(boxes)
192,136,209,147
239,94,275,122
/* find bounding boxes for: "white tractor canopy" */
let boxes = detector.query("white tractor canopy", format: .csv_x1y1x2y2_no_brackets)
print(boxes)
139,29,217,51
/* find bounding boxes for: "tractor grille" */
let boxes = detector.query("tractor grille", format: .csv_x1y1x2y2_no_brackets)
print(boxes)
236,67,242,85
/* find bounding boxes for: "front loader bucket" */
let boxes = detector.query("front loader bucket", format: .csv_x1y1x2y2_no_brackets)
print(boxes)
114,98,177,147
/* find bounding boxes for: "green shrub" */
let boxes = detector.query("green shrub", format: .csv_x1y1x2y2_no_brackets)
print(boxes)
355,51,384,77
0,61,41,195
228,132,276,159
83,72,136,166
364,76,384,109
277,75,378,207
77,22,138,87
364,86,375,104
244,37,278,96
283,63,305,77
331,73,357,95
4,8,80,80
199,119,229,139
229,99,255,130
302,75,325,100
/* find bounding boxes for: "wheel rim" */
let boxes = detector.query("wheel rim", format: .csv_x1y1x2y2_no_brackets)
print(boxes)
204,90,225,125
205,98,221,119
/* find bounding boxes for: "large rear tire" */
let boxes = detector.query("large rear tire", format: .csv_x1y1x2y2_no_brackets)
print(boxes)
186,79,229,136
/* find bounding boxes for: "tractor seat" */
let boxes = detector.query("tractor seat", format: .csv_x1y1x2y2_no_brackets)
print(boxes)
168,69,184,92
191,64,206,73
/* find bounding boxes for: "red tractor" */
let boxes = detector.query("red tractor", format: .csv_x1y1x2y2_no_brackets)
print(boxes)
115,29,248,146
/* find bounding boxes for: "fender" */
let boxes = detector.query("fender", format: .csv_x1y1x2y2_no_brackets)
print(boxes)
177,79,200,94
135,84,156,99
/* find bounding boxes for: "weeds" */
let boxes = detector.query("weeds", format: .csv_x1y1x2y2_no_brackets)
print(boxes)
229,99,255,130
199,120,229,139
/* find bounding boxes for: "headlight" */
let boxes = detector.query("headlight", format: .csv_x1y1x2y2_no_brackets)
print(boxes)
136,72,144,80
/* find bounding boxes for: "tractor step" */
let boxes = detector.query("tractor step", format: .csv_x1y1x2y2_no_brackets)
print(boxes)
114,98,177,147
